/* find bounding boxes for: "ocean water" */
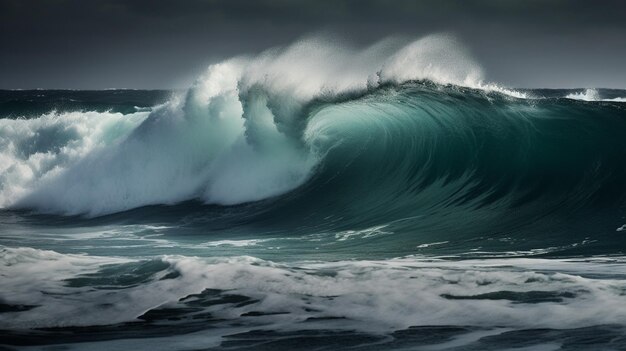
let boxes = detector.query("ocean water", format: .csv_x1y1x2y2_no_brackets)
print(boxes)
2,36,626,350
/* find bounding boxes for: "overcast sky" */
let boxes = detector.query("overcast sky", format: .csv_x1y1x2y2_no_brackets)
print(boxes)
1,0,625,89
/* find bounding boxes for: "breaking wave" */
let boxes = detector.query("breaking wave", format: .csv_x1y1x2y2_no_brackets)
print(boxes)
0,35,625,234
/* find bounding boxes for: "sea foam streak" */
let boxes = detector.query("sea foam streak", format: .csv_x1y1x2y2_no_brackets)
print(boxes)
0,35,523,216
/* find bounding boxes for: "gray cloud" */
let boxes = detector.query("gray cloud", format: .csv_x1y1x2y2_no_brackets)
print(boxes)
1,0,625,89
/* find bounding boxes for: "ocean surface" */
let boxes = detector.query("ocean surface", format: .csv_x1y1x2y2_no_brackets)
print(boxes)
2,37,626,350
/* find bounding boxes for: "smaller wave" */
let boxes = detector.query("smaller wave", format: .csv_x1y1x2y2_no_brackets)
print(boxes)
565,88,601,101
605,97,626,102
565,88,626,102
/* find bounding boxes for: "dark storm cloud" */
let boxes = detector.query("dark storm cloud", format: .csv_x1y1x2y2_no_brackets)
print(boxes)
1,0,625,89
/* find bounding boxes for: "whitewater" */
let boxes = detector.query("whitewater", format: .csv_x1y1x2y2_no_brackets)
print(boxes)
2,35,626,350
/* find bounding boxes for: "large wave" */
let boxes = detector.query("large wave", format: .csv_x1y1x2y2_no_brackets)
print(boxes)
1,34,625,226
0,35,505,215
